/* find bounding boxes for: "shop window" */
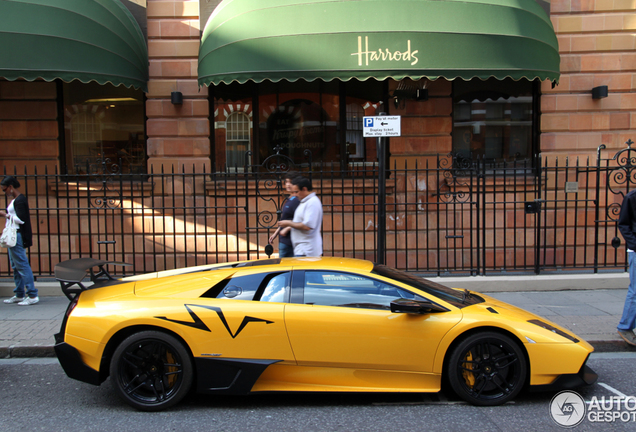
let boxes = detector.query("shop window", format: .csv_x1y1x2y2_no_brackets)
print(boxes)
210,79,384,171
226,111,251,170
346,103,365,159
452,78,535,168
62,81,145,175
259,80,340,168
69,112,101,166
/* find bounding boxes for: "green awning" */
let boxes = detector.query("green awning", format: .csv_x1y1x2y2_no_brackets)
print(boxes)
199,0,560,86
0,0,148,91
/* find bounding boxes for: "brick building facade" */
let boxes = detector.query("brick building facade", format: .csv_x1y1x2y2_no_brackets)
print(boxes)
0,0,634,276
3,0,633,173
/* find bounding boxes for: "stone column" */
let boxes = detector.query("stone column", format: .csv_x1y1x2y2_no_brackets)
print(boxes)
146,0,210,175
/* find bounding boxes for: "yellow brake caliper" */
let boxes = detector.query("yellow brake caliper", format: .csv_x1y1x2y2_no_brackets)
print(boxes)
461,351,475,387
166,351,177,387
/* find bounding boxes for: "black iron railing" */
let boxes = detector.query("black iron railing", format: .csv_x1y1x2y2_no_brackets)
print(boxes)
1,143,633,278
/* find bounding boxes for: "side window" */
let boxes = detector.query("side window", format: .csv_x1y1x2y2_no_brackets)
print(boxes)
258,272,290,303
201,271,290,302
303,271,421,310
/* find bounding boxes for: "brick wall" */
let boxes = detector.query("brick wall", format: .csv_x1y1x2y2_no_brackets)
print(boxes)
542,0,636,156
388,79,453,168
0,81,59,175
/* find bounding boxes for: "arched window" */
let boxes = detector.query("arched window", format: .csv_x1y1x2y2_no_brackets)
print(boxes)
226,111,251,169
212,79,383,170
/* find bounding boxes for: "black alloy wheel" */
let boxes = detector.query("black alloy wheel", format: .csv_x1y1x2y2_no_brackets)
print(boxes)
448,331,527,406
110,331,193,411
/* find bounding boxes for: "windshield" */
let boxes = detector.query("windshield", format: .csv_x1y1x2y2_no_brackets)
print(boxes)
371,264,484,308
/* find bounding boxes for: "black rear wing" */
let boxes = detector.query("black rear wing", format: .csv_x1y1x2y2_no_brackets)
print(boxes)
54,258,131,300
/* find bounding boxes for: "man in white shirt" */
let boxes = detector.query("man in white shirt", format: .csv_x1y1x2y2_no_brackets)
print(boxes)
278,176,323,257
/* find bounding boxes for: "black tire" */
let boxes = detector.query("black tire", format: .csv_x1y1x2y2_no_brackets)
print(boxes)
447,331,526,406
109,331,194,411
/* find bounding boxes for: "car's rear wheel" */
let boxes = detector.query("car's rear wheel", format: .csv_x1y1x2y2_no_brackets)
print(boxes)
110,331,193,411
448,331,526,406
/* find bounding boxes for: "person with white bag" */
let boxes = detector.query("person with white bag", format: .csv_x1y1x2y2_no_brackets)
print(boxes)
1,176,37,305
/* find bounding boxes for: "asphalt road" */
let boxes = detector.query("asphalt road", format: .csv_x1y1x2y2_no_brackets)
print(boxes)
1,353,636,431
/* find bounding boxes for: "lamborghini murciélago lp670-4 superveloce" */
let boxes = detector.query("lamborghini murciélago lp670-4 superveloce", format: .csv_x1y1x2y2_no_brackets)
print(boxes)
53,257,597,411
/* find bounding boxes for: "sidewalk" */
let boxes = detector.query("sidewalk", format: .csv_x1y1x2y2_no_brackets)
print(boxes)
0,295,67,358
0,280,635,358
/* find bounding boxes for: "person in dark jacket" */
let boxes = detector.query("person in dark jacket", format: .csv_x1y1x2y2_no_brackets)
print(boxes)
268,172,300,257
1,176,38,305
617,188,636,345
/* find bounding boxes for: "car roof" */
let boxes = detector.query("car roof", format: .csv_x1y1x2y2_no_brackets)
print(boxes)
124,256,375,284
278,256,375,272
130,256,377,298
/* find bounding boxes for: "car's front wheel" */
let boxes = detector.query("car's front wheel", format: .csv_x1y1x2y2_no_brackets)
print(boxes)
448,331,526,406
110,331,193,411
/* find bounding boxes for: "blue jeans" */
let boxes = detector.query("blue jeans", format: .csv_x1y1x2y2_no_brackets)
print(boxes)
618,251,636,331
8,233,37,298
279,242,294,258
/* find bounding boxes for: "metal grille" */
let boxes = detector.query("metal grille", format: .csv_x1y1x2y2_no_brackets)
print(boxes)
1,142,632,278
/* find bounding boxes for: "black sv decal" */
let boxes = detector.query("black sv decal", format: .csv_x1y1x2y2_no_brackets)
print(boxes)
155,304,274,338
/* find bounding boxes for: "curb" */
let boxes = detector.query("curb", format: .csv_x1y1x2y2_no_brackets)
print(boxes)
0,345,56,359
589,340,636,353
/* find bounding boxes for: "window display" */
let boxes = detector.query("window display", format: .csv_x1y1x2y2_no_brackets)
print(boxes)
212,79,384,171
453,78,535,167
63,81,145,175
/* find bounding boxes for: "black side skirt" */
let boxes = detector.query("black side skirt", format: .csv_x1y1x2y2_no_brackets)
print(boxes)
195,357,280,394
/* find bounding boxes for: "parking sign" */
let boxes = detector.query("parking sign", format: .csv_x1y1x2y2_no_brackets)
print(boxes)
363,116,401,137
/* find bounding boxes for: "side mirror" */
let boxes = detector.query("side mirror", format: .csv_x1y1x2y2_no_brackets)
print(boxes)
390,298,448,314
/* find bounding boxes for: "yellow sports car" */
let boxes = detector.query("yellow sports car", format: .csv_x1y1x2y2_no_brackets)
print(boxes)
53,257,597,411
